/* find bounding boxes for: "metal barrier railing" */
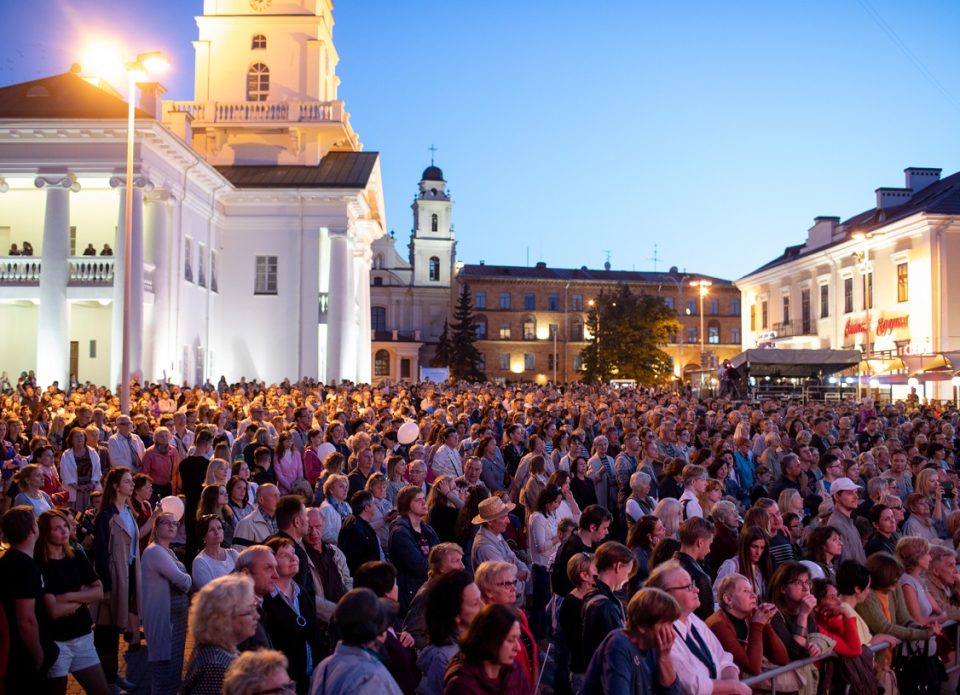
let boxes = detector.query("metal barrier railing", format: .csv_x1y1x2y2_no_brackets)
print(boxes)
740,619,959,694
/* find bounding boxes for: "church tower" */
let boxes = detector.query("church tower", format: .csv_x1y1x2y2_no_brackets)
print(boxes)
409,164,455,287
168,0,359,165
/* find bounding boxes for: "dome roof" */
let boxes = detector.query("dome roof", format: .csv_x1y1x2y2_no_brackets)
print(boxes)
421,165,444,181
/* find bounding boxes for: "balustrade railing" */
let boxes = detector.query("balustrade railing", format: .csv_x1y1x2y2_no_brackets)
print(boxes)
68,257,115,285
0,257,41,284
165,100,344,124
0,256,118,287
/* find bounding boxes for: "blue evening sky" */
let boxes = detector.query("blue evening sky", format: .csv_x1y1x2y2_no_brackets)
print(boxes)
2,0,959,279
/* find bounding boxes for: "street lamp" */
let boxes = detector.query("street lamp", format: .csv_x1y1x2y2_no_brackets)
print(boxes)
662,273,689,384
121,51,169,414
690,279,712,391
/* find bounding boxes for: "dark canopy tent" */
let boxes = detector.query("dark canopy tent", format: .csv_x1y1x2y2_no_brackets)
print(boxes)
728,349,861,378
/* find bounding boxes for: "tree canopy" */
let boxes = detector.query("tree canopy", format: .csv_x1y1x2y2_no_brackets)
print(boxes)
436,285,486,381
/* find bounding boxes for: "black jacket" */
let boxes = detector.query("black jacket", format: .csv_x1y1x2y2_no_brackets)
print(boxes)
674,551,714,621
338,514,382,574
581,578,626,664
262,585,322,693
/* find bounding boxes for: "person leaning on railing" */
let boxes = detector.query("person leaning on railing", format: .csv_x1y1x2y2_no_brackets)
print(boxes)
766,561,822,661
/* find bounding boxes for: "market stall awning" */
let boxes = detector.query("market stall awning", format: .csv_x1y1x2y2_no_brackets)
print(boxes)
729,349,861,377
859,357,907,375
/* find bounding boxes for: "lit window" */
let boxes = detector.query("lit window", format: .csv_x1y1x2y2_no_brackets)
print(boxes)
708,321,720,344
897,262,908,303
247,63,269,102
254,255,277,294
499,323,511,339
862,272,873,310
374,350,390,376
522,316,536,340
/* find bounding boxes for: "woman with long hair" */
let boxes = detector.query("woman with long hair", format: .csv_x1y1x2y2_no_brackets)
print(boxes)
226,475,254,520
767,561,822,661
316,451,345,504
92,466,141,691
427,476,459,543
652,497,682,541
302,428,325,487
626,515,665,589
130,473,156,553
60,427,102,512
446,593,532,694
141,511,193,694
570,455,597,510
714,526,772,602
231,460,258,508
547,469,581,524
13,463,54,517
33,444,67,503
527,485,563,641
802,526,843,581
203,458,230,487
197,483,235,547
36,509,109,695
386,454,408,505
273,432,303,495
699,478,724,520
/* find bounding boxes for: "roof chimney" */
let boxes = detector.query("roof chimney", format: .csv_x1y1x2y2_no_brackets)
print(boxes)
904,167,941,193
138,82,166,119
805,216,840,251
875,187,912,209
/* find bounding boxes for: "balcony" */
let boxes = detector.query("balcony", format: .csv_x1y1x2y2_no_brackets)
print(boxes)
772,318,815,338
0,256,115,287
165,101,347,125
373,329,422,342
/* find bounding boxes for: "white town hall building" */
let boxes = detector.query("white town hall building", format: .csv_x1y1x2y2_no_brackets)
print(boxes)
0,0,385,388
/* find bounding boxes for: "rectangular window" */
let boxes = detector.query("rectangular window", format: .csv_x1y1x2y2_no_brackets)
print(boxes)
862,272,873,310
819,284,829,318
475,291,486,309
69,226,77,256
663,296,675,310
548,354,555,370
499,292,511,310
708,324,720,344
198,244,207,288
211,250,219,293
524,353,535,371
686,299,697,316
730,299,740,315
573,355,583,371
686,327,697,344
801,289,811,334
89,340,96,358
371,306,386,332
844,277,853,313
897,263,908,303
731,327,741,344
475,320,487,339
708,299,720,315
499,323,511,339
523,321,536,340
761,300,768,329
782,295,790,324
548,293,559,311
549,323,558,339
499,353,510,370
254,255,278,295
750,305,756,332
571,294,583,311
523,293,535,310
184,237,194,282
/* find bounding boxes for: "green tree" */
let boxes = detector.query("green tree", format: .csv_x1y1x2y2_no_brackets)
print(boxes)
448,284,486,381
580,284,680,385
431,319,452,368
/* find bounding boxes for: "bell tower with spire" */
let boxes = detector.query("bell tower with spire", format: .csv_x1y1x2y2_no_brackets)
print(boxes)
409,159,455,287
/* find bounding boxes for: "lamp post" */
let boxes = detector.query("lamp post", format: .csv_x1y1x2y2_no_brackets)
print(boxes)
662,273,689,384
120,51,169,414
690,279,712,391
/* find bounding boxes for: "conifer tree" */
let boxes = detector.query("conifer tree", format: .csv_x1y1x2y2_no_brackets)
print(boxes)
448,284,486,381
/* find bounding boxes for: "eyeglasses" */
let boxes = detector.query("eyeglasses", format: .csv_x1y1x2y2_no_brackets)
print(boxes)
257,681,297,695
495,580,517,587
790,579,812,588
663,582,697,593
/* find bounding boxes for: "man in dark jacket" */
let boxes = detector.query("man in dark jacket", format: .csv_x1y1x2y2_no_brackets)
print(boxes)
266,495,316,598
673,516,716,622
551,504,612,597
338,490,384,574
580,541,635,663
388,485,440,613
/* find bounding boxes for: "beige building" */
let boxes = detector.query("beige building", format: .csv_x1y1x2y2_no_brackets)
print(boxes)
454,263,742,383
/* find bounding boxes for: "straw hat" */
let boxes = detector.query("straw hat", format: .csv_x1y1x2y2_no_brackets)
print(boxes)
472,496,516,525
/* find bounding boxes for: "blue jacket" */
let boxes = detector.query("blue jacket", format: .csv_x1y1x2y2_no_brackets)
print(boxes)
734,450,756,491
388,516,439,612
310,643,403,695
580,629,681,695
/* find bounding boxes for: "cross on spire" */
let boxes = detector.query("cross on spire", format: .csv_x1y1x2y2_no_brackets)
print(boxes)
428,144,438,165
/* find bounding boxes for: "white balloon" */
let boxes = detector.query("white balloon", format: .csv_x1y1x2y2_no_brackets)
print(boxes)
316,442,336,460
397,420,420,445
159,495,185,522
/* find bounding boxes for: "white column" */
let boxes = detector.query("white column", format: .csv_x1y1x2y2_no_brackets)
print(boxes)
34,174,79,389
325,228,352,383
299,223,321,380
109,176,151,388
354,244,373,383
145,190,170,381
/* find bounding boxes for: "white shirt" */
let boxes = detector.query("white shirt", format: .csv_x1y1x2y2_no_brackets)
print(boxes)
107,433,146,472
528,511,559,566
679,489,704,519
431,445,463,478
670,612,739,695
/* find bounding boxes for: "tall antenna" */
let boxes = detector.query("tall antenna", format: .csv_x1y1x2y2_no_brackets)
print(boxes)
428,144,438,165
649,244,661,272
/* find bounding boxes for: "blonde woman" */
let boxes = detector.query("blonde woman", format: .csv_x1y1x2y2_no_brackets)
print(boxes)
223,650,292,695
182,574,260,695
204,458,230,487
319,473,350,545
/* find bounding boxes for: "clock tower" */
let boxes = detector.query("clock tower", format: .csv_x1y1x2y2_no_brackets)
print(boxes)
170,0,359,165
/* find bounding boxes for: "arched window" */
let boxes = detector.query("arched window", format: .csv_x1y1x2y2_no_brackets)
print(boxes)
252,34,267,49
428,256,440,281
431,213,438,232
571,318,584,341
371,306,386,332
372,276,383,286
247,63,269,102
475,316,488,339
374,350,390,376
522,316,537,340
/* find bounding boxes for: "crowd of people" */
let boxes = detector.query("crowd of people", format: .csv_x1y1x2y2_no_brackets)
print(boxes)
1,373,960,695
